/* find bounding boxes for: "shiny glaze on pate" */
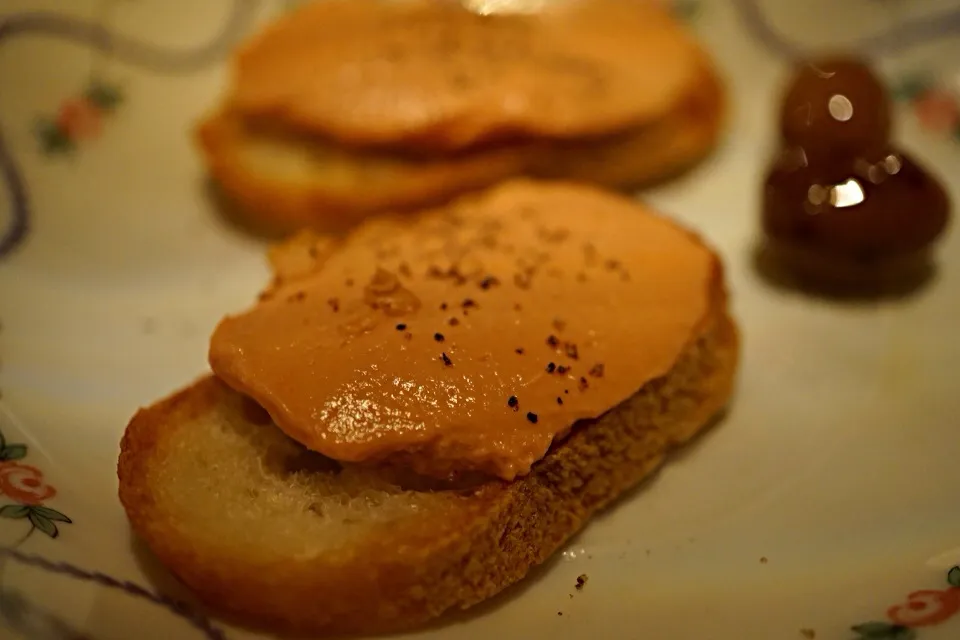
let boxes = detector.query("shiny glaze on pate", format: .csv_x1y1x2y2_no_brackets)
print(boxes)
209,181,717,481
228,0,701,150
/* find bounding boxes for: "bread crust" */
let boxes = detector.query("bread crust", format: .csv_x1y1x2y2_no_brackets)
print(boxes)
196,58,725,234
118,278,737,636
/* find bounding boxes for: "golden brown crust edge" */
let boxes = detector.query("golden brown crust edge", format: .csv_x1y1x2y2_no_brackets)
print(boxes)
119,267,737,637
195,107,534,233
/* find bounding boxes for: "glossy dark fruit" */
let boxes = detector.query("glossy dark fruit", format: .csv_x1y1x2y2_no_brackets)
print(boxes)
761,55,951,293
779,56,891,164
763,150,949,259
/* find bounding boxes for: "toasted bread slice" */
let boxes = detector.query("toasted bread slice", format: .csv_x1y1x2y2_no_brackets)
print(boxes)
118,307,737,635
197,57,724,233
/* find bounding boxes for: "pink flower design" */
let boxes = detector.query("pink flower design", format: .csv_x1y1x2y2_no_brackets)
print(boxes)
56,98,102,140
913,89,960,133
0,462,57,505
887,589,960,628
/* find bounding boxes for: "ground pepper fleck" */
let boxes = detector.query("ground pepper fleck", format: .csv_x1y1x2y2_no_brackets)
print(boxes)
564,343,579,359
589,363,605,377
546,362,556,373
327,298,340,312
434,332,445,342
508,396,518,410
526,412,538,423
557,365,569,374
287,291,306,302
575,575,588,590
553,318,567,332
440,302,448,311
479,275,500,290
515,348,525,355
578,377,589,391
404,332,413,340
448,317,460,326
441,352,453,366
556,397,563,405
547,335,560,348
462,298,478,309
395,323,407,331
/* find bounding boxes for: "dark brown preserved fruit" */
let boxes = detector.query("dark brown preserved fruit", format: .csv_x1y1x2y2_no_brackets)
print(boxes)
761,56,950,292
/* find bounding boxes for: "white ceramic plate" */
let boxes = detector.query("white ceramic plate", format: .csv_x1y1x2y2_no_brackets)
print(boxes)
1,1,959,638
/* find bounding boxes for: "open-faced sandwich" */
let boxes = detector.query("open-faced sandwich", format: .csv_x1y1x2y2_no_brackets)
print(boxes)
197,0,726,232
118,180,739,635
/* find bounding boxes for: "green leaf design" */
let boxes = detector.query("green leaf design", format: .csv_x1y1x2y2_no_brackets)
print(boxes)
889,75,931,103
0,444,27,461
28,512,58,539
35,119,74,155
84,81,124,111
949,565,960,588
0,504,31,519
29,506,71,523
851,622,916,639
851,621,917,640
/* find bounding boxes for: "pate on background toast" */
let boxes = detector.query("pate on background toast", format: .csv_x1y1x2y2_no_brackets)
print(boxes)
196,0,726,231
197,56,725,233
226,0,703,149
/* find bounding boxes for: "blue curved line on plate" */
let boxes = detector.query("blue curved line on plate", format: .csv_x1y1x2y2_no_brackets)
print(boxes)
731,0,960,60
0,547,227,640
0,128,28,259
0,0,260,260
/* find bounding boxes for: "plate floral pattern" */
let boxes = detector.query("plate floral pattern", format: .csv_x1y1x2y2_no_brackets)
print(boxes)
0,427,71,544
852,568,960,639
892,75,960,142
0,0,260,259
35,79,125,156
